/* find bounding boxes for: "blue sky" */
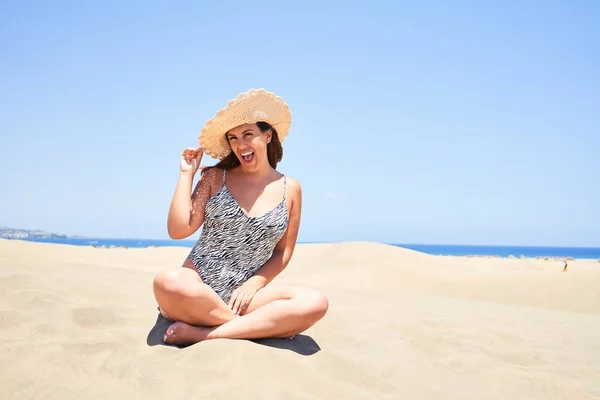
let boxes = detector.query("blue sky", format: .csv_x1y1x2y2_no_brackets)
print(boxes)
1,1,599,246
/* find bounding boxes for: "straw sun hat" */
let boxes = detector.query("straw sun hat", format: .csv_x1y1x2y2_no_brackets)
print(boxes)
198,88,292,160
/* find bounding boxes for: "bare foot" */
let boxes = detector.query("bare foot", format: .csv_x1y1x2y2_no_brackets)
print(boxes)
162,319,297,344
163,322,212,346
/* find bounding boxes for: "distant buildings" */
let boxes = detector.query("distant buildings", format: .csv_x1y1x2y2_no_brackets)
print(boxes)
0,226,68,239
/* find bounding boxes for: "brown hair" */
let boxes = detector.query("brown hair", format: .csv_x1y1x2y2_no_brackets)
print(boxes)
201,121,283,174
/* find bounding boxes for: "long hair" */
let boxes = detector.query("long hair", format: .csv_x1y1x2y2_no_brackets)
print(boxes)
202,121,283,174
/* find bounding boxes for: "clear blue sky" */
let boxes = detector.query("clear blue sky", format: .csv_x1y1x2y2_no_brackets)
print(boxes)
1,1,599,246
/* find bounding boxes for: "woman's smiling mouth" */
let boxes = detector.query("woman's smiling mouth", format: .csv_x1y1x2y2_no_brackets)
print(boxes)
241,151,254,162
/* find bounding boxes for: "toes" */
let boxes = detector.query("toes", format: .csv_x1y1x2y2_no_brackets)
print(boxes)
161,322,209,346
163,322,183,342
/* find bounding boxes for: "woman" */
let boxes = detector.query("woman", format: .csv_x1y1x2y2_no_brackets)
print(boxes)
153,89,329,346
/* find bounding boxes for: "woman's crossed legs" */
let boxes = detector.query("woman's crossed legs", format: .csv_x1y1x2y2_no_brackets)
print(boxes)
152,260,329,346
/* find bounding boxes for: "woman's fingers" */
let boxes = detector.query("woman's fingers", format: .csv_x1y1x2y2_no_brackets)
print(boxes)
242,292,254,311
229,290,245,315
235,293,247,315
231,291,249,315
239,292,257,315
228,290,239,310
238,293,250,315
229,287,259,316
181,147,203,168
182,147,199,157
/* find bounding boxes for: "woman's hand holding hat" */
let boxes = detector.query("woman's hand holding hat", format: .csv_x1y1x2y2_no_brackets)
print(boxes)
180,147,204,175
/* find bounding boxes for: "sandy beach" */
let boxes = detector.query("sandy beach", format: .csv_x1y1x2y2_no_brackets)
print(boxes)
0,238,599,399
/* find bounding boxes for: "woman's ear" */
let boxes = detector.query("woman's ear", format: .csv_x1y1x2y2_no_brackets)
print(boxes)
265,129,272,143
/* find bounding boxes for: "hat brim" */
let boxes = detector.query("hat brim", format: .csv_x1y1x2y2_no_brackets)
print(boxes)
199,88,292,160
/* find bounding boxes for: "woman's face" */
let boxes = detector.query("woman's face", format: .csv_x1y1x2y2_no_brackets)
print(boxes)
226,123,271,170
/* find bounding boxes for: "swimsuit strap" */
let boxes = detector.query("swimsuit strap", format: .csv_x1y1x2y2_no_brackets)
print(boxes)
222,168,226,184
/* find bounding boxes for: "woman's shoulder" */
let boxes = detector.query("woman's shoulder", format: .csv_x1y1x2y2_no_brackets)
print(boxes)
198,166,225,192
200,165,219,176
281,173,302,196
201,166,227,179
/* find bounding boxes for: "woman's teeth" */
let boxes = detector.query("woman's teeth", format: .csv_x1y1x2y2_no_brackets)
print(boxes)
241,152,254,162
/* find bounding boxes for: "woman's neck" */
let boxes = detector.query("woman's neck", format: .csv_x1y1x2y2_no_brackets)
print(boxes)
236,163,276,182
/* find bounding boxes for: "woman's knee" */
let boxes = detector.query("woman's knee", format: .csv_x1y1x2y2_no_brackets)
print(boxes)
299,289,329,320
153,268,196,296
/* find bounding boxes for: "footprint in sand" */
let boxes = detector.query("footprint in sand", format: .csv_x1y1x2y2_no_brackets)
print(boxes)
63,340,128,356
469,330,548,368
0,274,34,288
0,309,25,330
71,307,122,328
35,322,57,335
13,290,61,309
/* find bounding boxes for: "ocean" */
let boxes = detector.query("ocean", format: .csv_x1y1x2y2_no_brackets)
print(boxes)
18,237,600,259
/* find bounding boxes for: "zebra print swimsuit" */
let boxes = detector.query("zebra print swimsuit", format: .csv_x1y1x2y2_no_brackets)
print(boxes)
187,169,289,303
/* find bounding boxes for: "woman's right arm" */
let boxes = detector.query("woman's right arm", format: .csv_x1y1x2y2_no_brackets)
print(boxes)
166,148,216,239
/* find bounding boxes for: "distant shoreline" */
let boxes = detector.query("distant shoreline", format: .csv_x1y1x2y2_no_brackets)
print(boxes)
3,237,600,260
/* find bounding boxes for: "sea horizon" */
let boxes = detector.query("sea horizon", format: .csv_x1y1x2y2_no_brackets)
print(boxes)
8,236,600,259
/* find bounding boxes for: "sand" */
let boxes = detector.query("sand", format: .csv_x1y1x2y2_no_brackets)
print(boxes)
0,238,599,399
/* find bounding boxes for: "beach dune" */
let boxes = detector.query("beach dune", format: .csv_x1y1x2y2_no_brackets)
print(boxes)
1,239,599,399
